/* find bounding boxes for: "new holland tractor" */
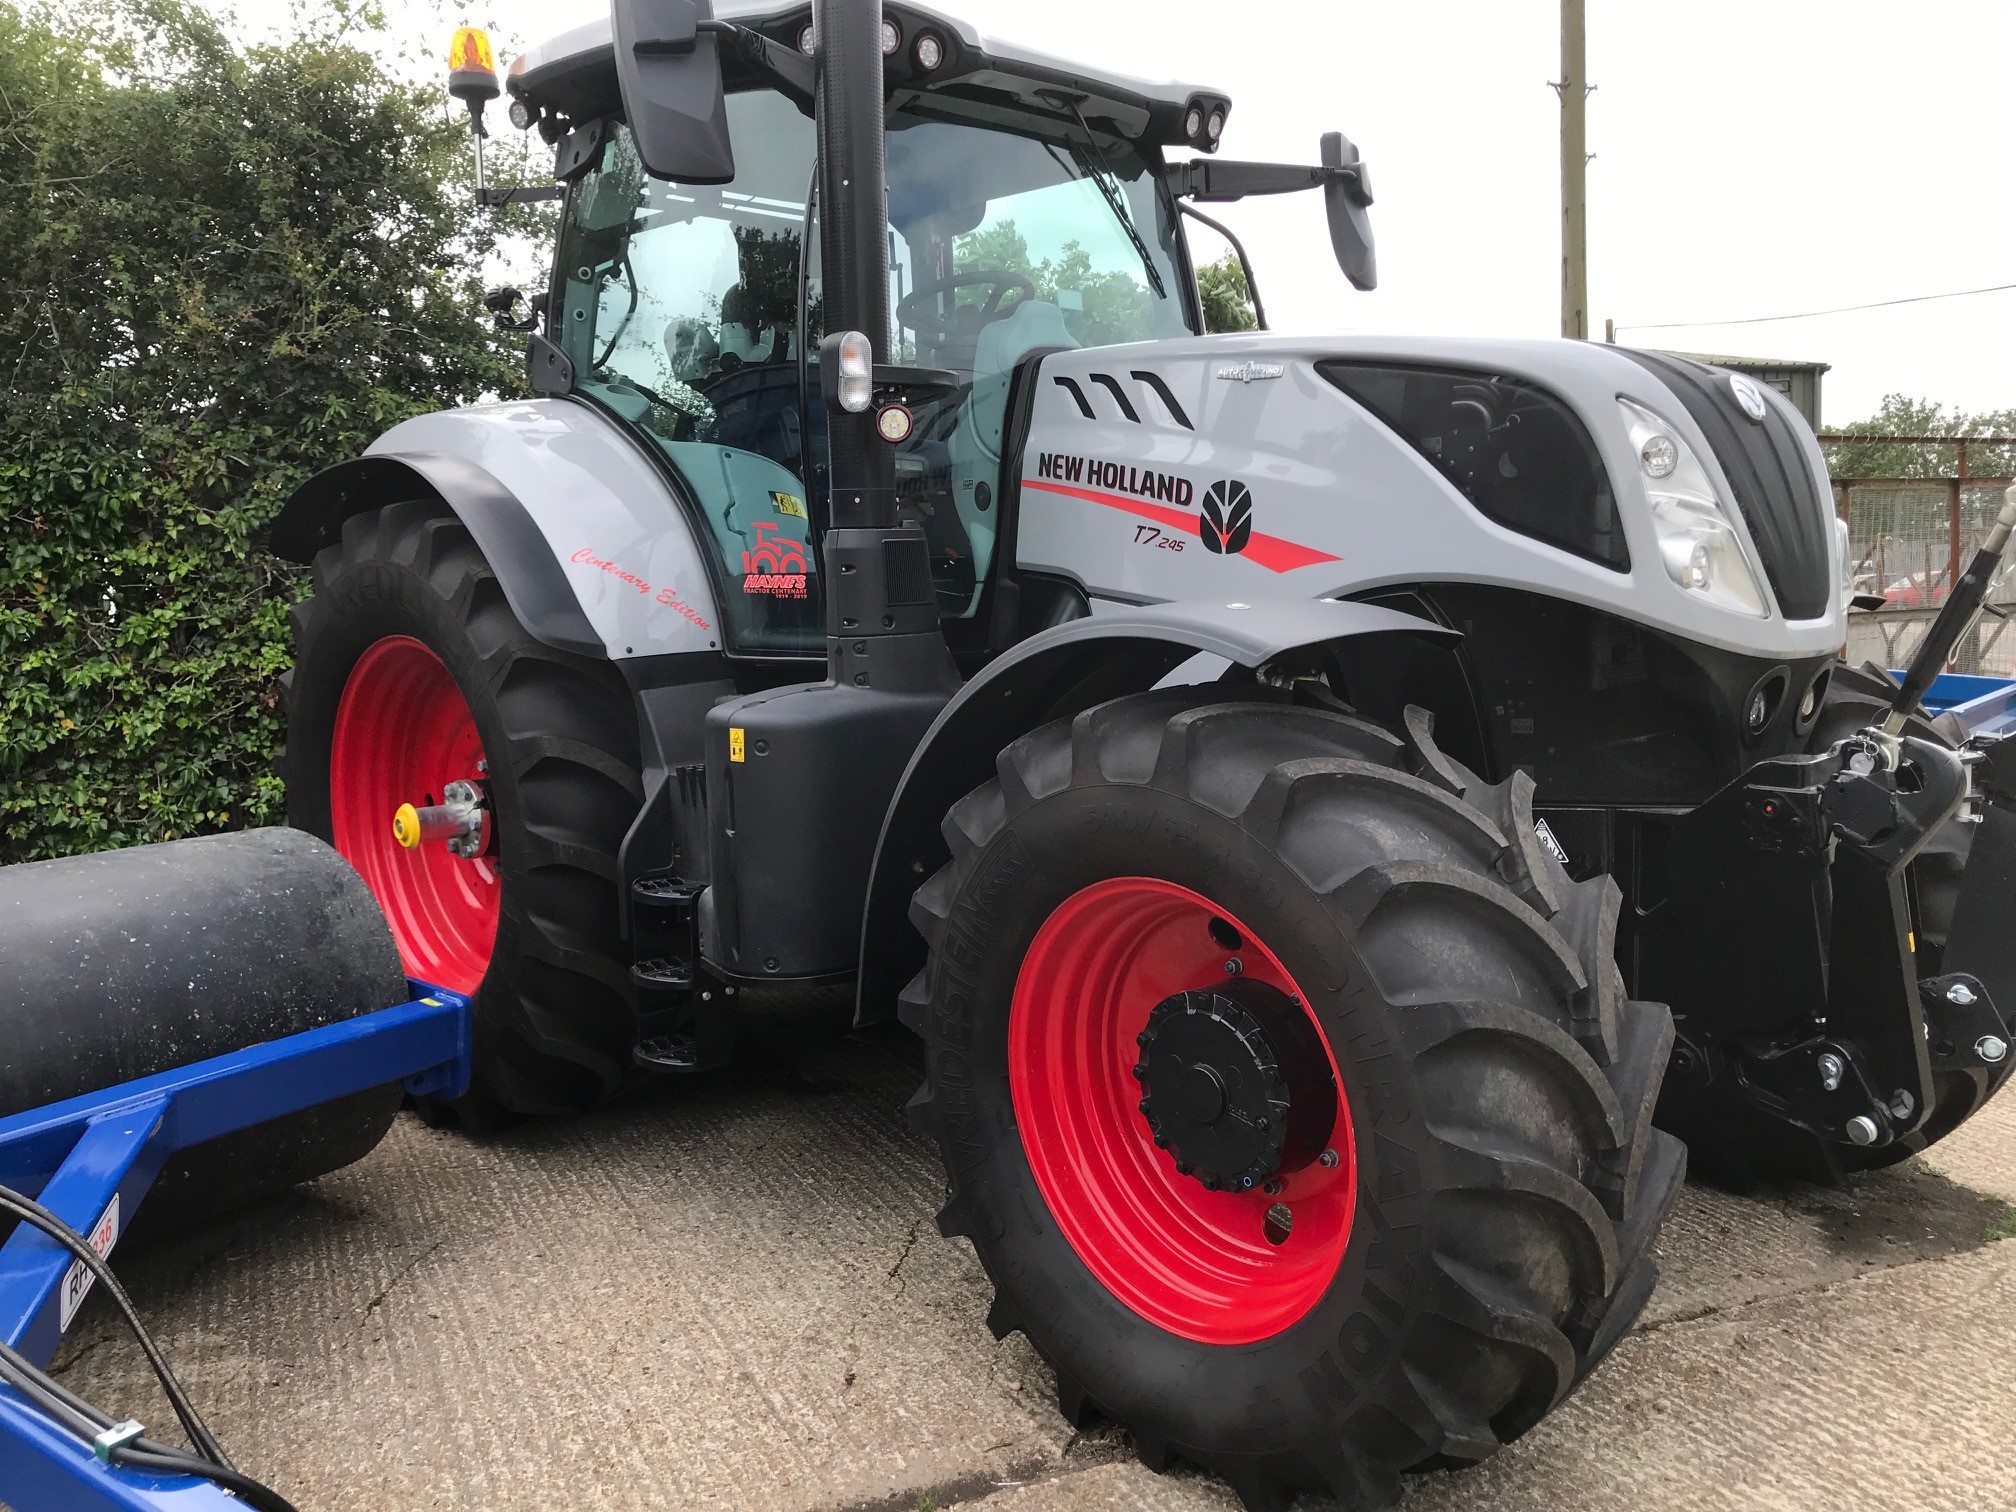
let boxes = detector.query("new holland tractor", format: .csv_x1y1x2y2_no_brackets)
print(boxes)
7,2,2015,1508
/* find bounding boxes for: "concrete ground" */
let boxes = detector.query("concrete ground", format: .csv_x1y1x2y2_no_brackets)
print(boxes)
33,1005,2016,1512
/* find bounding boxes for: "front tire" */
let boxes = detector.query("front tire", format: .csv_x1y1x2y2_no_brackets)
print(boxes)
285,502,643,1119
904,689,1683,1510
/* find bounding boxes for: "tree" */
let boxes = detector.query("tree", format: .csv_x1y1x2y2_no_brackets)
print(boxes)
1823,395,2016,481
951,219,1158,350
0,0,525,861
1198,253,1258,334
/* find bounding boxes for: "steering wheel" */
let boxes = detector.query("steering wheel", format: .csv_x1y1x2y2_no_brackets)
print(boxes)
896,267,1037,347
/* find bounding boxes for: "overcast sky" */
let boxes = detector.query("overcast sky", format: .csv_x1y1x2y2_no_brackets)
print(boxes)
244,1,2015,426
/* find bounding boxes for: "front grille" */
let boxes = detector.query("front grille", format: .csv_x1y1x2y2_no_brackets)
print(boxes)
1616,350,1832,621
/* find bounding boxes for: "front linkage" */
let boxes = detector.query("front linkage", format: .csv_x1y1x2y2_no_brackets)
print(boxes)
1643,483,2016,1175
1638,726,2012,1163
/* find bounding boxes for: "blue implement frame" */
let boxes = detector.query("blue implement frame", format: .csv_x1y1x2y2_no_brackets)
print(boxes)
0,984,472,1511
1914,670,2016,739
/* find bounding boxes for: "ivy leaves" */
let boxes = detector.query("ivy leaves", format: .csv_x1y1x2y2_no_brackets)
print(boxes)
0,0,525,861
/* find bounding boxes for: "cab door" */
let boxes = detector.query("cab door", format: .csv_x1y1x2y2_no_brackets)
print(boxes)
555,92,824,657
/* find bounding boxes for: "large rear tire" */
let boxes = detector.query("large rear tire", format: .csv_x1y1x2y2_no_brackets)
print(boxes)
904,689,1683,1510
285,502,643,1120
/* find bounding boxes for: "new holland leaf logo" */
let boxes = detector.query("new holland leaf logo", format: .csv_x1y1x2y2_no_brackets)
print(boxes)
1200,481,1254,556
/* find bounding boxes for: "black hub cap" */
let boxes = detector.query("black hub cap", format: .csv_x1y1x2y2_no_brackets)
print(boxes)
1135,979,1337,1192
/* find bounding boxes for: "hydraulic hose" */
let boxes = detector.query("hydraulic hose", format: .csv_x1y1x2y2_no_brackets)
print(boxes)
1886,482,2016,734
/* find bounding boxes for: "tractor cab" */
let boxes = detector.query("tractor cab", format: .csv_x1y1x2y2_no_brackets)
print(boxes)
513,4,1211,657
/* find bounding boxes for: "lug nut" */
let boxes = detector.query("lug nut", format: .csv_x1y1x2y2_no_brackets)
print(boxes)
1262,1179,1284,1196
1889,1090,1916,1121
1817,1052,1845,1091
1948,981,1978,1006
1223,958,1243,976
1978,1035,2009,1065
1845,1115,1880,1146
1318,1148,1340,1169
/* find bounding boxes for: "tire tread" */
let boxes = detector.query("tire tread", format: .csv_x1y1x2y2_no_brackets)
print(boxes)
907,689,1682,1510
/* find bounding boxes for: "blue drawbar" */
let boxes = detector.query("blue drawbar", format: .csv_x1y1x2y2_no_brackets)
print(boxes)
0,984,471,1511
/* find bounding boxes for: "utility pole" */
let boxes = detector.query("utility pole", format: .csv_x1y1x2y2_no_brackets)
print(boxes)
1558,0,1588,339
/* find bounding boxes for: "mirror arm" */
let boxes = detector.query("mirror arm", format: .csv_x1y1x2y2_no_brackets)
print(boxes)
703,20,817,113
476,185,566,209
1165,157,1372,209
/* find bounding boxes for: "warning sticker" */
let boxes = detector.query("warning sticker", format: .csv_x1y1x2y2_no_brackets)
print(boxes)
770,491,807,520
58,1193,120,1333
1533,818,1571,867
729,727,746,763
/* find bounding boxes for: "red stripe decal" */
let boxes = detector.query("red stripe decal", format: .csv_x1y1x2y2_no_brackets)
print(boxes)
1022,478,1340,574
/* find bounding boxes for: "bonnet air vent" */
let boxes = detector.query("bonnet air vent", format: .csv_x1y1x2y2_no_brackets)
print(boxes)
1320,361,1629,572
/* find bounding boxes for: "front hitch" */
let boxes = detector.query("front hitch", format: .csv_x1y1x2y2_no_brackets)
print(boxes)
1822,730,1970,869
1633,729,1982,1151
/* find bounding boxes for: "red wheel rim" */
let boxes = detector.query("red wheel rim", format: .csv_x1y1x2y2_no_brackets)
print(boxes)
330,636,499,995
1009,878,1357,1344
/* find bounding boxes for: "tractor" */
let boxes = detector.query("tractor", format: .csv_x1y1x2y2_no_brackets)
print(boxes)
7,2,2014,1508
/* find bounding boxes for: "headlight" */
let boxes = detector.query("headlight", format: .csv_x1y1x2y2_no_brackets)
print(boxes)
1617,397,1769,618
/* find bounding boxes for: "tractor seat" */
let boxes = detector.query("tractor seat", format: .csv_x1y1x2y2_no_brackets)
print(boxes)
946,300,1079,614
961,300,1079,465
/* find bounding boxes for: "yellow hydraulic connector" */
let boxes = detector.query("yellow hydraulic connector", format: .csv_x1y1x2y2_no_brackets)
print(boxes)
392,803,424,850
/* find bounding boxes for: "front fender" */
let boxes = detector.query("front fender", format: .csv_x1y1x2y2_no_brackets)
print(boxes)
269,400,724,660
853,597,1459,1023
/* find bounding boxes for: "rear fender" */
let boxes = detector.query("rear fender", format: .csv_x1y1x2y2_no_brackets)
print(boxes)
269,400,724,660
853,597,1460,1023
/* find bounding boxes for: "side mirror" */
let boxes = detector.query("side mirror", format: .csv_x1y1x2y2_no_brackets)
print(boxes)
611,0,735,184
1321,133,1376,292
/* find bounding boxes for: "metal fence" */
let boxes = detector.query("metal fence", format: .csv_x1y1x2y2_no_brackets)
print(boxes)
1823,434,2016,678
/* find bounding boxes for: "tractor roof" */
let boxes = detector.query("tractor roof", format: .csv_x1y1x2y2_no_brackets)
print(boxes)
509,2,1230,150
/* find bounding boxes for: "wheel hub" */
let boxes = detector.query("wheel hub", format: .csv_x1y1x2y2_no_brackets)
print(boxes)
1136,980,1337,1192
329,635,500,995
392,775,492,860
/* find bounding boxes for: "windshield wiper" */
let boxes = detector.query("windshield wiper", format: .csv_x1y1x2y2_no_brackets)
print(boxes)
1051,100,1167,300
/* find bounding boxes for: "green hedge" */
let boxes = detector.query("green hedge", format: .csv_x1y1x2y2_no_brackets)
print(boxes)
0,1,530,862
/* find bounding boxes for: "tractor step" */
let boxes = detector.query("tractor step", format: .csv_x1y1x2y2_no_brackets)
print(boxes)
628,875,736,1074
632,957,695,992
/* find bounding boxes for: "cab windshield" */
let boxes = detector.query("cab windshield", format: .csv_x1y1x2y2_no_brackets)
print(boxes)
553,87,1192,655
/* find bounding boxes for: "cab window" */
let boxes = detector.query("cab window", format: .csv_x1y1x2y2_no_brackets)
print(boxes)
554,88,1194,650
556,93,822,656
